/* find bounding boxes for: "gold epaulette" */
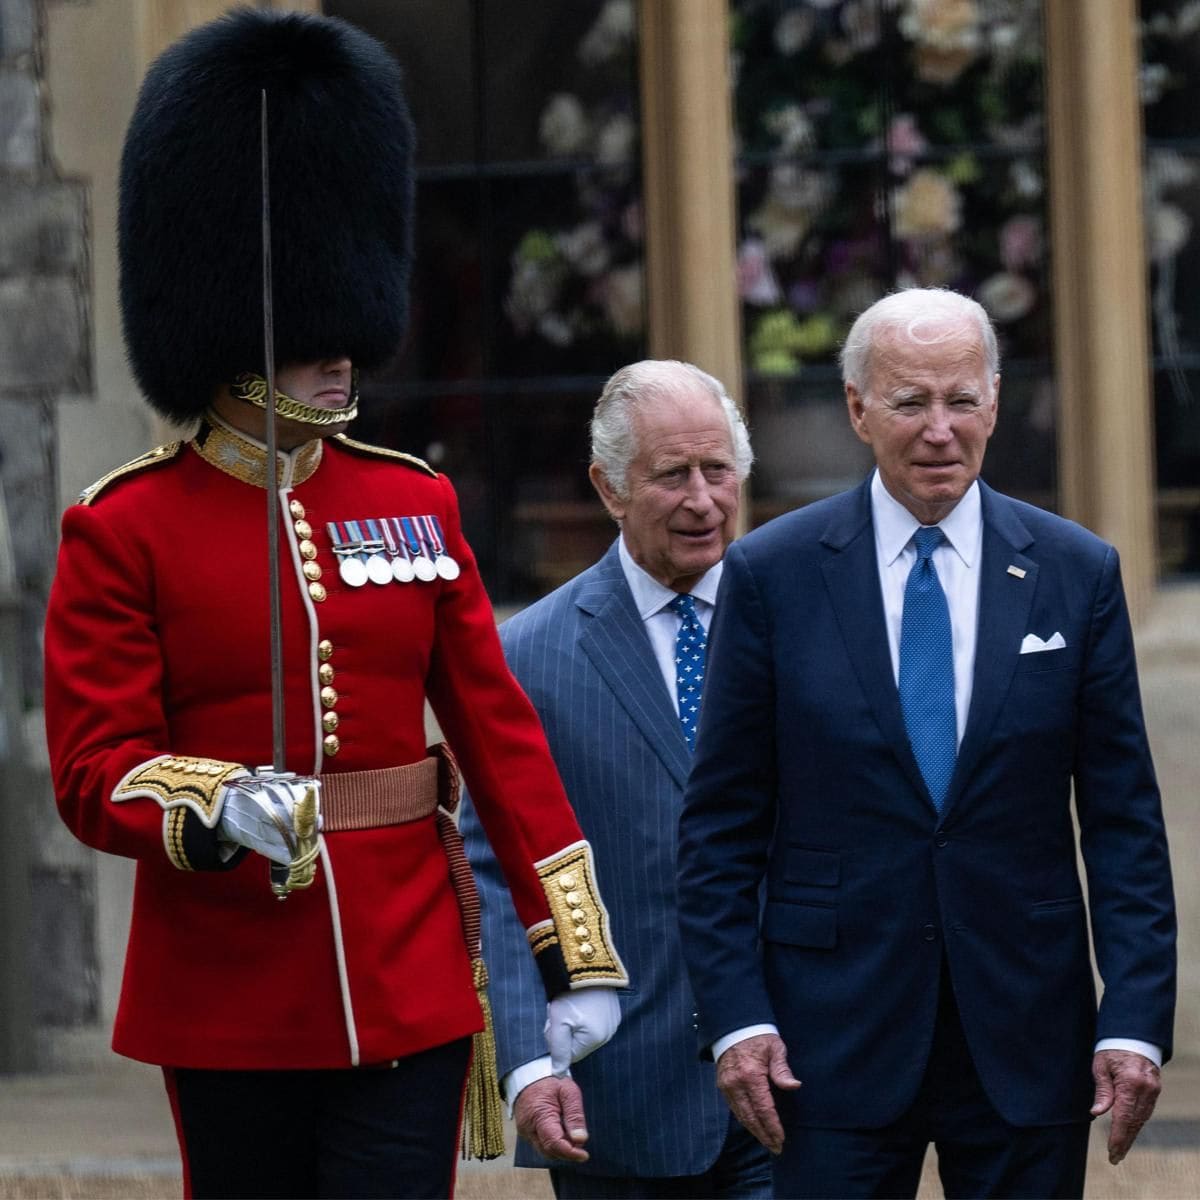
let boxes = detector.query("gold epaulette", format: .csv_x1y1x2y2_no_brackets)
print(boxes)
332,434,437,477
79,442,184,505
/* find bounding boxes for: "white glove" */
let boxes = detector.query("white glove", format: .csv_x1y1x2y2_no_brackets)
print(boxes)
218,772,321,866
544,987,622,1076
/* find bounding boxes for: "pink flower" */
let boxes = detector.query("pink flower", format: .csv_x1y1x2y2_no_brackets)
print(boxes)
887,114,927,175
999,215,1042,272
737,239,783,306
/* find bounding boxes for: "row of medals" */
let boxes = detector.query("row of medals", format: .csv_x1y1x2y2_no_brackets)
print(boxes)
327,523,460,587
336,546,460,587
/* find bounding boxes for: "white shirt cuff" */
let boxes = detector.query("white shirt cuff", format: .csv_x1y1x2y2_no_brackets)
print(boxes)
1094,1038,1162,1068
502,1055,559,1113
712,1023,779,1062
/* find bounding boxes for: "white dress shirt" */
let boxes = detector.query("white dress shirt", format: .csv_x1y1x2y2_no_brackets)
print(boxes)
714,473,1160,1068
503,541,724,1107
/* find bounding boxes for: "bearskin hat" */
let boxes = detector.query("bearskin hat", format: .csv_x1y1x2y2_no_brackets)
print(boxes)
118,7,415,422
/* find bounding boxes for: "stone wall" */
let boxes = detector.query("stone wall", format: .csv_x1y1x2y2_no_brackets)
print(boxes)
0,0,99,1063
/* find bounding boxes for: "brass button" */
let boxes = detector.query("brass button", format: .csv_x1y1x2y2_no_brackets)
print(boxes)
573,926,590,942
289,500,306,519
318,663,335,685
323,733,341,756
299,539,318,561
303,561,322,582
308,582,327,603
294,519,313,540
558,874,578,891
320,685,338,708
570,908,586,923
322,711,340,733
318,639,334,661
564,891,581,907
579,944,595,960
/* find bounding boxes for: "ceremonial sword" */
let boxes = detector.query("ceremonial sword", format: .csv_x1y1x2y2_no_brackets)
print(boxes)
260,90,319,899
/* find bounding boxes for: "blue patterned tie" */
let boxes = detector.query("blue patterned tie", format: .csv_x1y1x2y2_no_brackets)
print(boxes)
899,527,956,811
669,594,707,751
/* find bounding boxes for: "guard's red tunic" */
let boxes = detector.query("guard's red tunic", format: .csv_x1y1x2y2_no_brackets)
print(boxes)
44,416,624,1069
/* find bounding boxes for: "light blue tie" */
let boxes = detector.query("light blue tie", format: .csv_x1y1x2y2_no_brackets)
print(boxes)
669,594,707,752
899,527,956,811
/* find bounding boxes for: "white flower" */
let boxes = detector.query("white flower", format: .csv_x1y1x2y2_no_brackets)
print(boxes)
602,264,644,337
764,104,816,155
893,169,962,241
539,94,590,157
747,200,809,261
1177,0,1200,36
1140,63,1170,106
1009,160,1043,200
537,312,576,347
557,222,610,278
595,113,637,167
899,0,982,51
579,0,635,67
773,9,816,55
1150,204,1191,262
505,260,564,334
977,271,1036,322
900,0,982,84
1148,150,1199,194
767,163,833,212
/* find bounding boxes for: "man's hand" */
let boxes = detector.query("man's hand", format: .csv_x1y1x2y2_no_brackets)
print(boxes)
513,1076,590,1163
716,1032,801,1155
1091,1049,1162,1165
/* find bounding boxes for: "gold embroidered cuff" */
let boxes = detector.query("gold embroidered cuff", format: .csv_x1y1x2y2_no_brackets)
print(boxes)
530,841,628,991
112,755,247,826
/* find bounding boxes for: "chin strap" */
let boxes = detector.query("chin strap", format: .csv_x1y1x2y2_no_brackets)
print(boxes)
230,370,359,427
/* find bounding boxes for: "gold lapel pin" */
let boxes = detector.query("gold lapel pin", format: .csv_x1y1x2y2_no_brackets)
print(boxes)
1007,565,1027,579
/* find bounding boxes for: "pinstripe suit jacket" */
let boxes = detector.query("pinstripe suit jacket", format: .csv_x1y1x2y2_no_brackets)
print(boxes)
460,539,731,1177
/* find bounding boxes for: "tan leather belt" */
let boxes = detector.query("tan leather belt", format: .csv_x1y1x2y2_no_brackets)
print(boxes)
320,756,441,832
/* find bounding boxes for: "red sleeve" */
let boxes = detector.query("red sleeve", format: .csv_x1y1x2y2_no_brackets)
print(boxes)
43,502,241,870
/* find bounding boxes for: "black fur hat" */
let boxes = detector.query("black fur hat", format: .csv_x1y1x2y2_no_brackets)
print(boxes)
118,7,415,422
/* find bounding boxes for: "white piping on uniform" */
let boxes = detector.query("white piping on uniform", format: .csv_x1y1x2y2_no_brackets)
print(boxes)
319,836,360,1066
277,485,325,774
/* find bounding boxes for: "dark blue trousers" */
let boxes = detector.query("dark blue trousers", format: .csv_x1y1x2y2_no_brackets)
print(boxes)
549,1115,772,1199
165,1037,471,1199
772,966,1090,1200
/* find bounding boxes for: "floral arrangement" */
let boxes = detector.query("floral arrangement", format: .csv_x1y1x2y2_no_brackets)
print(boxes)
733,0,1050,376
502,1,645,365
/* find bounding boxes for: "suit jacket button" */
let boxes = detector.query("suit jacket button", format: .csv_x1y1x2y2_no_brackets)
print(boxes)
936,836,948,848
922,924,937,941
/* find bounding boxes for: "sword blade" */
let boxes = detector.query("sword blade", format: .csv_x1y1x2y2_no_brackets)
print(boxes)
261,89,286,773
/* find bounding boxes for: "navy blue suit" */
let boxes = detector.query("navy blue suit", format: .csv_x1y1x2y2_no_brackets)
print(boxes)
462,542,759,1186
677,479,1175,1138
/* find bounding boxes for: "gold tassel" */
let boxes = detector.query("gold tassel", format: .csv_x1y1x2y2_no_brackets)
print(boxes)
461,958,507,1161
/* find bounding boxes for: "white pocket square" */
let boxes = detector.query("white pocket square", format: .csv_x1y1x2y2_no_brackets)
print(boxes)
1020,632,1066,654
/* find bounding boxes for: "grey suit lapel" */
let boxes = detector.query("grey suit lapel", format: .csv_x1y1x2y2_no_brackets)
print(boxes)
942,484,1037,816
576,542,693,790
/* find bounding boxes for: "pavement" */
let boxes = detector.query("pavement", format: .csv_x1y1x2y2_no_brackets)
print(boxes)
0,1056,1197,1198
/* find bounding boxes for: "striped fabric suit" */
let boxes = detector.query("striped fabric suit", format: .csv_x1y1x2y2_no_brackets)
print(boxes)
460,540,730,1178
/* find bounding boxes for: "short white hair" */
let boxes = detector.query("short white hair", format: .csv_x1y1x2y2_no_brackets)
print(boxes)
590,359,753,499
839,287,1000,393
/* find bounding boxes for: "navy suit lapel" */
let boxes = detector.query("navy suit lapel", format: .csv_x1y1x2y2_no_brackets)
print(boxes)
576,542,693,790
942,484,1037,816
820,482,931,805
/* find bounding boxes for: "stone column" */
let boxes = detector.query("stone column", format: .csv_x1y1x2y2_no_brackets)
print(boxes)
1045,0,1156,620
637,0,741,399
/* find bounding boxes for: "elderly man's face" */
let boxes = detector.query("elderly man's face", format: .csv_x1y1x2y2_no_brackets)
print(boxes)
591,387,740,593
845,319,998,524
